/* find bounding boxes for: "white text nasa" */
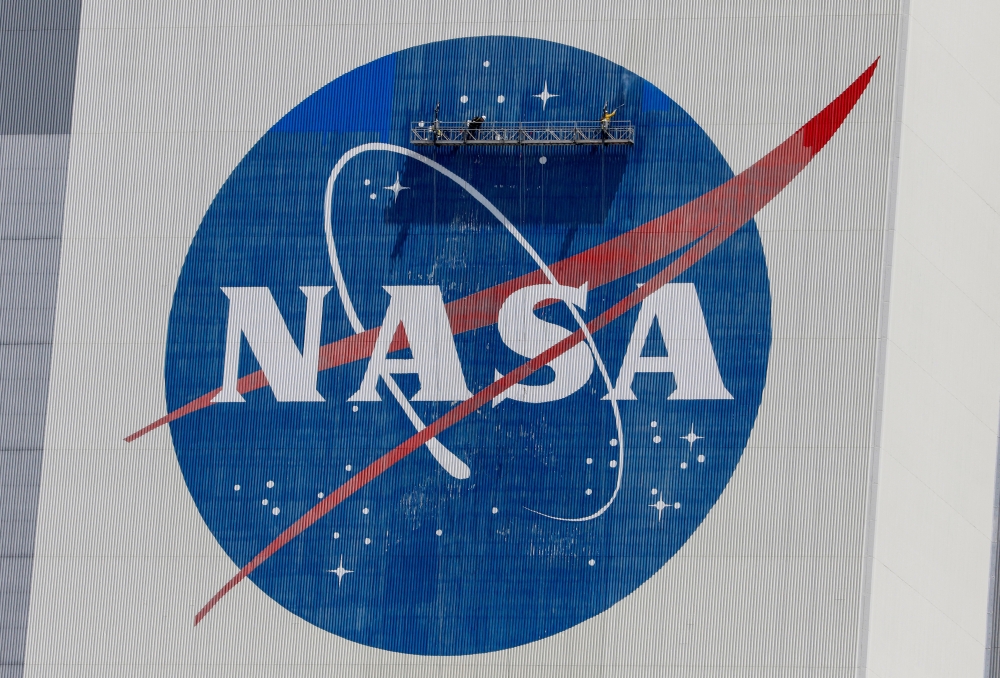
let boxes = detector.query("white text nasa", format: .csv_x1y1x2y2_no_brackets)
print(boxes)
211,283,733,404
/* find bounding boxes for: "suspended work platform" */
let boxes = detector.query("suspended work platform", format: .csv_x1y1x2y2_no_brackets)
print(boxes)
410,120,635,146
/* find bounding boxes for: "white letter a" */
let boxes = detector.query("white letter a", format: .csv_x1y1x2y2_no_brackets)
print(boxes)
349,286,472,402
605,283,732,401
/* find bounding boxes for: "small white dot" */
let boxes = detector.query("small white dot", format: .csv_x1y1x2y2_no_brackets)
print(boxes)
697,455,705,463
266,480,274,488
272,507,280,515
345,464,352,472
418,121,425,127
261,499,268,506
492,507,499,514
234,484,241,492
653,435,662,444
651,488,658,495
497,95,505,103
317,492,324,499
609,460,618,468
674,502,681,509
436,529,443,536
483,60,490,67
364,179,370,186
588,559,596,566
585,488,593,495
362,507,369,515
680,462,688,469
333,532,340,539
369,193,376,200
460,95,468,103
586,458,593,465
352,405,358,412
364,537,371,545
609,439,618,447
538,156,547,165
651,421,658,428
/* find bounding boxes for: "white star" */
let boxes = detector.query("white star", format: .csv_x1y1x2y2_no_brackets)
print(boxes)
326,555,353,586
650,498,668,520
532,81,558,110
681,424,703,449
383,172,409,202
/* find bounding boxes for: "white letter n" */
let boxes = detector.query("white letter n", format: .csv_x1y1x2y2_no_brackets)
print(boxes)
212,286,332,403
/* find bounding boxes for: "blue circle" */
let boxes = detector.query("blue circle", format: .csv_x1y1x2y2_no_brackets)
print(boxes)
165,37,770,655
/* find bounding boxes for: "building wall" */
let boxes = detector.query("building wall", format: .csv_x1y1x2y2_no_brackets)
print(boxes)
9,1,990,676
0,2,80,677
866,2,1000,677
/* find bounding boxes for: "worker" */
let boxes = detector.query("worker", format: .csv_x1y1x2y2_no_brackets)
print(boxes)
432,102,442,140
600,103,621,140
466,115,486,140
600,103,618,124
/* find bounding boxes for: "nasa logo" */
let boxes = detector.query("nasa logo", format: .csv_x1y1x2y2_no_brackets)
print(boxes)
129,37,875,654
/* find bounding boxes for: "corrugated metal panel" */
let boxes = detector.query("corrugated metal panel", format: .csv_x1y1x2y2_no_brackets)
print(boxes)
0,2,80,676
987,416,1000,677
16,1,914,674
0,136,71,677
855,2,910,672
0,0,81,135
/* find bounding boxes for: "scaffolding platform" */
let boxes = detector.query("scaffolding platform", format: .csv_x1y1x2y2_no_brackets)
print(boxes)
410,120,635,146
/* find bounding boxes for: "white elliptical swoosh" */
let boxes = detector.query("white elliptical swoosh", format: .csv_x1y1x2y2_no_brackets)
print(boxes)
324,142,624,520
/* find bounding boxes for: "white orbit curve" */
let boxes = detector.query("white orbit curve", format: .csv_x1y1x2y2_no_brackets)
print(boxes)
324,142,624,522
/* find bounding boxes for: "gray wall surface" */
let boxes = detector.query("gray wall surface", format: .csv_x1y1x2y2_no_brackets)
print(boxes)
863,1,1000,675
20,2,907,676
0,0,81,135
0,1,80,676
7,1,1000,676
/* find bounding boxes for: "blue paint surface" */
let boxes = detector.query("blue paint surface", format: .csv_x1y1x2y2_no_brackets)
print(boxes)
165,37,770,655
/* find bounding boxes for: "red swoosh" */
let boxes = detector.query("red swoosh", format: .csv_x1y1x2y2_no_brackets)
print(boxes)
126,59,875,444
190,59,879,625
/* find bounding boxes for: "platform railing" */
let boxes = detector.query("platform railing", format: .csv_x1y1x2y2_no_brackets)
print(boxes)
410,120,635,146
